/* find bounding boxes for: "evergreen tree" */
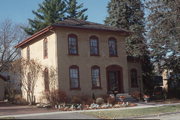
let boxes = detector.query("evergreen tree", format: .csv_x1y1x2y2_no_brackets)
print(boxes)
24,0,88,35
146,0,180,96
105,0,154,93
24,0,66,35
65,0,88,20
105,0,146,56
146,0,180,74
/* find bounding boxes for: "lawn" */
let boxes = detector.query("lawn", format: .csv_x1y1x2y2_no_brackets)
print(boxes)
83,105,180,119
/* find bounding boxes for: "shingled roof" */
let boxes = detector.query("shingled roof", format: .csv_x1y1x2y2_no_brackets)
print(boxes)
16,19,131,48
53,18,130,33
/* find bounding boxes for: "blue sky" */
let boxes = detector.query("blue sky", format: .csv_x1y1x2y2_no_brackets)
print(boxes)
0,0,109,24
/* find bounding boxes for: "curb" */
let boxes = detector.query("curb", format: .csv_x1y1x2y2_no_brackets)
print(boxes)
0,103,180,118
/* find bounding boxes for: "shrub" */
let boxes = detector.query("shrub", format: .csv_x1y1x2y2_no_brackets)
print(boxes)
96,97,104,105
45,89,68,105
13,94,28,105
80,95,93,105
130,91,141,100
107,96,116,104
100,94,109,103
71,95,82,104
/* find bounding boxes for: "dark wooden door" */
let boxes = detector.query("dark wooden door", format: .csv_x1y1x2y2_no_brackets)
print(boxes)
107,70,121,93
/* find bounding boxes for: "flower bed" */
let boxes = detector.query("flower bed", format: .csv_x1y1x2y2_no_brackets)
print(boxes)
52,102,137,111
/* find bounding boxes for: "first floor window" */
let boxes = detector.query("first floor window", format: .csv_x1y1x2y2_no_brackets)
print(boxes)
44,68,49,91
91,66,101,88
131,69,138,88
27,72,31,92
69,65,80,89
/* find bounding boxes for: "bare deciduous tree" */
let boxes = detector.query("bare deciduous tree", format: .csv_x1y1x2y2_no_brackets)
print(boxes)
11,59,43,105
0,19,27,72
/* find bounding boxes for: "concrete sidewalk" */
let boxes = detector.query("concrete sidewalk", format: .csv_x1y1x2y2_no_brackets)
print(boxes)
0,102,180,119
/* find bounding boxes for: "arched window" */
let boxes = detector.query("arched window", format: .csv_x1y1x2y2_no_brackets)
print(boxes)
44,68,49,91
131,69,138,88
27,72,31,92
69,65,80,89
27,46,30,60
108,37,117,56
68,34,78,55
89,36,99,56
43,38,48,58
91,66,101,89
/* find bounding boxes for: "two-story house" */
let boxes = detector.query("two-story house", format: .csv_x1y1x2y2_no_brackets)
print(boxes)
16,19,143,102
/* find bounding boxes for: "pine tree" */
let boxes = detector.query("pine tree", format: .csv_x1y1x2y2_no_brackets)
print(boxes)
105,0,146,56
105,0,154,93
24,0,66,35
146,0,180,74
65,0,88,20
24,0,88,35
146,0,180,95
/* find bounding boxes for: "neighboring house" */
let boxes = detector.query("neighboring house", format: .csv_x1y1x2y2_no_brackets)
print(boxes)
0,74,6,101
16,19,143,102
162,69,180,92
1,65,21,93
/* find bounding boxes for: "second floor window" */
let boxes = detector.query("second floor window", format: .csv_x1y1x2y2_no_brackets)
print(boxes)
68,34,78,55
43,38,48,58
27,46,30,60
90,36,99,56
69,65,80,89
108,38,117,56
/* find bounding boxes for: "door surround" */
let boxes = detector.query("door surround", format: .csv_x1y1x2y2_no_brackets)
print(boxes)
106,65,124,93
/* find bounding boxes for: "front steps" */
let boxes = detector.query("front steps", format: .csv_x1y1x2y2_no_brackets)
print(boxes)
111,93,138,102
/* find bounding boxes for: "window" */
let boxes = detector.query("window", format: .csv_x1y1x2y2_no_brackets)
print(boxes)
131,69,138,88
69,65,80,89
44,68,49,91
43,38,48,58
68,34,78,55
27,72,31,92
108,38,117,56
27,46,30,60
90,36,99,56
91,66,101,88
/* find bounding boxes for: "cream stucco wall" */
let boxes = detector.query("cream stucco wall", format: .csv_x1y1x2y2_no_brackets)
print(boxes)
21,32,58,102
0,79,5,100
56,27,129,97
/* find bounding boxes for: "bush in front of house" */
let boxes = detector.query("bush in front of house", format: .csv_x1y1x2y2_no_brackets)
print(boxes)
45,89,68,105
96,97,104,105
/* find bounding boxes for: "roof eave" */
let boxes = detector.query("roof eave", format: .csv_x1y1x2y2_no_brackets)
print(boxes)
15,24,131,48
15,26,54,48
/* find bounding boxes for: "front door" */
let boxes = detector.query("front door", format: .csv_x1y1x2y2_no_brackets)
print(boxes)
108,71,120,92
107,65,124,93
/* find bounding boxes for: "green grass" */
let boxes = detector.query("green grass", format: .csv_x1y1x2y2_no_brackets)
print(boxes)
83,105,180,119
